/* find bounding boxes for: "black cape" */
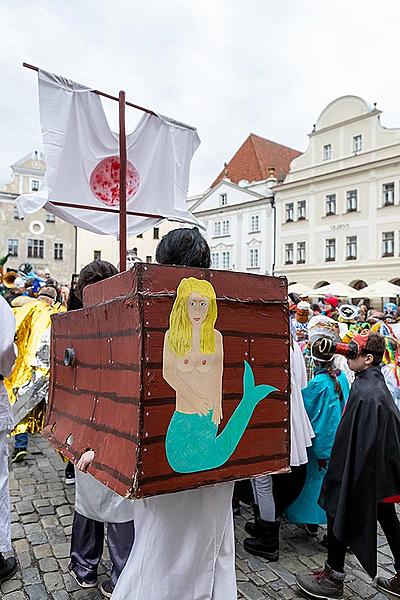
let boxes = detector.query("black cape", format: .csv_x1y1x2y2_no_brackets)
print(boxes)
319,365,400,577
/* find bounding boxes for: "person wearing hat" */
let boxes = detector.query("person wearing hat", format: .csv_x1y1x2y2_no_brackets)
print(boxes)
5,285,63,463
284,317,349,537
296,332,400,600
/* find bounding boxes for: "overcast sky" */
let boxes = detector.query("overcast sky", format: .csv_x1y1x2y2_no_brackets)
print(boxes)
1,0,400,195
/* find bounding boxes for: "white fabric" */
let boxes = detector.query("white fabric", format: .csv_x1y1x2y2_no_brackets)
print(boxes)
334,354,355,386
382,364,400,412
16,70,202,236
0,296,16,433
252,475,275,521
112,483,236,600
290,342,314,467
75,470,135,523
0,432,11,553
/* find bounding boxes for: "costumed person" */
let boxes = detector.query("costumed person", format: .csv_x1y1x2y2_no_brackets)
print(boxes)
5,286,63,463
337,304,359,341
284,318,349,536
0,296,18,583
243,329,314,560
69,260,135,599
372,322,400,411
296,332,400,600
288,292,301,317
111,227,237,600
323,296,339,320
292,300,311,352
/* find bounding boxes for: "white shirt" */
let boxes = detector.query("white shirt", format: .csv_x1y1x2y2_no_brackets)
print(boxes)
0,296,17,432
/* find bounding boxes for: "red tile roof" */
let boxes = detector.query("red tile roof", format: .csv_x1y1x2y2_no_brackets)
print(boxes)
211,133,301,188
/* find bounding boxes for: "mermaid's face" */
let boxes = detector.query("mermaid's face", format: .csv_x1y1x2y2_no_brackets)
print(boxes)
187,293,209,327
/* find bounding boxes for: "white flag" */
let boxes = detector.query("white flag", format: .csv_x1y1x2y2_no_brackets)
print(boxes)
16,70,202,236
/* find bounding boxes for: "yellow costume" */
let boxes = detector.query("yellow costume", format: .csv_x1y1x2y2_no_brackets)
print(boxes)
5,300,64,435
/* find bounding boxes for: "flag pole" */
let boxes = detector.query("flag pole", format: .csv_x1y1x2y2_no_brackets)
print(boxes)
119,90,127,272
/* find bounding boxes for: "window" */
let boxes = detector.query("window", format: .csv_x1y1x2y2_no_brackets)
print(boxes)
285,203,294,222
211,253,220,269
54,243,64,260
222,220,230,235
346,190,358,212
297,200,306,220
27,239,44,259
153,228,159,240
326,194,336,215
146,256,152,263
382,232,394,257
297,242,306,264
346,236,357,260
220,193,228,206
285,243,294,265
214,221,221,237
249,248,259,268
31,179,40,191
383,183,395,206
94,250,101,260
323,144,332,161
325,238,336,262
250,214,260,232
13,205,22,220
222,251,230,269
7,239,18,257
46,211,55,223
136,233,143,238
132,247,138,257
353,135,362,152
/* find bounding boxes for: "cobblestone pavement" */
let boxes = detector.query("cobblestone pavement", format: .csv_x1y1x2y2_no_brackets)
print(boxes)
2,434,395,599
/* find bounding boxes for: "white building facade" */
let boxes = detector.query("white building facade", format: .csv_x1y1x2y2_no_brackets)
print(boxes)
0,152,76,283
190,177,277,275
274,96,400,290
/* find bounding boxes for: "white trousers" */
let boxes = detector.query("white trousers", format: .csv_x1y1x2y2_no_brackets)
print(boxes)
0,432,11,553
111,482,237,600
252,475,276,521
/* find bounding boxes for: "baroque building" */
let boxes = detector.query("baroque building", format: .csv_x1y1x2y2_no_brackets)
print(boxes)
189,134,301,275
274,96,400,290
0,151,76,283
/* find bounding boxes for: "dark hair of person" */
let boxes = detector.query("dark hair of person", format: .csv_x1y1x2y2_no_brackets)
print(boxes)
45,277,62,304
67,274,82,311
155,227,211,268
288,292,301,305
360,332,386,366
311,303,321,312
315,357,344,402
74,260,118,305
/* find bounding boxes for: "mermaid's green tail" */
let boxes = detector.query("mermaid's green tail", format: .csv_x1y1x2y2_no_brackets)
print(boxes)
165,361,278,473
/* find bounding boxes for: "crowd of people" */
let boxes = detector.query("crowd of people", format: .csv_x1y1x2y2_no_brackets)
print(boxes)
1,228,400,600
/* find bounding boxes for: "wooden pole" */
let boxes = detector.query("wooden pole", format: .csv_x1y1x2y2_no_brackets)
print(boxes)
119,90,127,272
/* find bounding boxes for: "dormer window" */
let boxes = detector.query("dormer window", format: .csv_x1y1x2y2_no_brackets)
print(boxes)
323,144,332,161
353,135,362,152
220,193,227,206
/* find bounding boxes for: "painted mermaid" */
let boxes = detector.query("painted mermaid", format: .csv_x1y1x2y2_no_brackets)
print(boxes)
164,277,277,473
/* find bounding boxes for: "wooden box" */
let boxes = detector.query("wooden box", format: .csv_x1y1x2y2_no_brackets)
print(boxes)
43,263,290,498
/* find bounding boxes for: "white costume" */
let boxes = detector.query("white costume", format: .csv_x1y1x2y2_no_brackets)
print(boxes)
290,341,315,467
111,482,236,600
0,296,17,553
75,471,135,523
252,341,314,520
381,364,400,412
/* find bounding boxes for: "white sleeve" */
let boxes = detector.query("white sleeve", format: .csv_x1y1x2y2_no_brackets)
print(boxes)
0,295,17,377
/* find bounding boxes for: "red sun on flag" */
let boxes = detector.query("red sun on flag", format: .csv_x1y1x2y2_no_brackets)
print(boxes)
90,156,140,206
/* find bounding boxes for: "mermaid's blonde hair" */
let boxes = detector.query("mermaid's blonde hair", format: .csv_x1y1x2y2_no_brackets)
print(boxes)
168,277,217,357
